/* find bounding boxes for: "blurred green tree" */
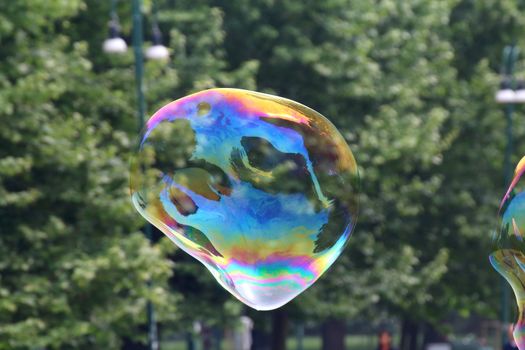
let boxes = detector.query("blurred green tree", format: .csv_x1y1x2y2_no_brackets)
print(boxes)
0,0,256,348
213,0,525,349
0,1,179,348
2,0,525,349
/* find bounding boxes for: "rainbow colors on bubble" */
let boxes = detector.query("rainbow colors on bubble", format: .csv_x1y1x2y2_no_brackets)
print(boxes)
130,88,359,310
491,156,525,348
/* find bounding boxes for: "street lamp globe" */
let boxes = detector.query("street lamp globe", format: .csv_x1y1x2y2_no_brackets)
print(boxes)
515,80,525,103
103,37,128,54
145,44,169,60
145,23,169,61
496,80,516,104
103,18,128,54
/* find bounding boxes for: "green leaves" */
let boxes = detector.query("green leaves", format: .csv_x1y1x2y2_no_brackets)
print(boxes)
0,0,521,345
0,1,178,348
213,0,517,326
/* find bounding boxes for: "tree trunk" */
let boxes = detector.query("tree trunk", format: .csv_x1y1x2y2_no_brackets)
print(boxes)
400,318,419,350
121,325,149,350
186,331,195,350
423,322,447,347
296,323,305,350
271,309,288,350
251,316,270,350
321,318,346,350
121,338,148,350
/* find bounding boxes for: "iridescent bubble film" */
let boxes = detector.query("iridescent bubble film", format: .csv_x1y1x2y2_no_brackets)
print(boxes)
130,89,359,310
491,156,525,349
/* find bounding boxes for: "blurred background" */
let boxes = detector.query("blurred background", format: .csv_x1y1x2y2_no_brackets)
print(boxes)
1,0,525,349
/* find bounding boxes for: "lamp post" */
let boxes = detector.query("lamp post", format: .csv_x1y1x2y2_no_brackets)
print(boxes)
103,0,162,350
131,2,159,349
496,44,523,346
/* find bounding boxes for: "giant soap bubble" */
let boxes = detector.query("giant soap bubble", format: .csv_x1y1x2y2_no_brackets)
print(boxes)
491,156,525,348
130,89,359,310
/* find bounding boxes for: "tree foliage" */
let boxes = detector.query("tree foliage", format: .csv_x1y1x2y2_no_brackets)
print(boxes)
1,0,525,348
212,0,520,327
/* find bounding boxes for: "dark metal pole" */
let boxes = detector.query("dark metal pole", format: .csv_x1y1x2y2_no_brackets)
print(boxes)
501,44,519,346
132,0,145,129
111,0,117,18
502,95,513,342
132,0,159,349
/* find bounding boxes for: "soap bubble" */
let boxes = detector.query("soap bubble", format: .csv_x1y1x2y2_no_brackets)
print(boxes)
491,156,525,348
130,89,359,310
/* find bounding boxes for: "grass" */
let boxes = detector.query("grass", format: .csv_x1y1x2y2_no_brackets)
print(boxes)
162,335,376,350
